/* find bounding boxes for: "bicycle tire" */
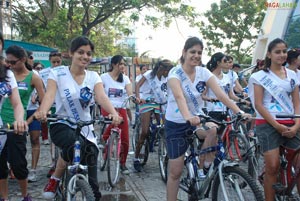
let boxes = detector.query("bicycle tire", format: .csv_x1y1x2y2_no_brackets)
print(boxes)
107,131,120,187
227,131,249,161
211,166,264,201
158,129,168,183
139,136,150,166
68,179,94,201
132,118,141,151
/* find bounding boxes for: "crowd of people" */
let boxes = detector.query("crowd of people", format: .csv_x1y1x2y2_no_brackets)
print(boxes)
0,31,300,201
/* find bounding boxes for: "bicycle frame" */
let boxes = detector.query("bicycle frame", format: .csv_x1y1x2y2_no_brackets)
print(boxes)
180,125,239,200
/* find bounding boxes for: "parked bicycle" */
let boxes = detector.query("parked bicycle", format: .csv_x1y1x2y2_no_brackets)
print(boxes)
45,115,95,201
179,113,264,201
258,114,300,201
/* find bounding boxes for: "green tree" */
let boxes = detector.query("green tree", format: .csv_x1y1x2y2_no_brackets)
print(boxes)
12,0,198,56
198,0,266,63
285,17,300,48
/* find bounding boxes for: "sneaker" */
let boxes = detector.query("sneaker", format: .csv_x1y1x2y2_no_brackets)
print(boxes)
133,160,142,172
43,178,59,199
197,169,206,179
28,170,37,182
120,164,130,175
43,139,50,145
21,194,32,201
47,166,55,178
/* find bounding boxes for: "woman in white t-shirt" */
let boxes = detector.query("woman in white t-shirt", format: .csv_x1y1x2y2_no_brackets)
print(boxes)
34,36,122,201
248,38,300,201
166,37,249,201
202,52,248,119
100,55,134,175
0,60,28,201
133,60,173,172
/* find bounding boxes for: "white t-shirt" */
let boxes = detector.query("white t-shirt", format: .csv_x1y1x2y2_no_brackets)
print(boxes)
166,66,213,123
249,69,299,120
101,72,131,108
226,70,238,88
143,70,168,102
39,67,52,87
206,72,232,112
0,70,18,124
49,66,102,120
27,70,40,110
137,70,152,100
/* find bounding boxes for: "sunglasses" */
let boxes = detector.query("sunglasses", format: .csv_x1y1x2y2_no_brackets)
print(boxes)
6,59,20,65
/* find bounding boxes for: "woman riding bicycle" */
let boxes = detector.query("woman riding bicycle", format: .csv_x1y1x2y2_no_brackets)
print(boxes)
0,54,29,200
34,36,122,201
248,38,300,201
133,59,173,172
100,55,134,175
165,37,250,201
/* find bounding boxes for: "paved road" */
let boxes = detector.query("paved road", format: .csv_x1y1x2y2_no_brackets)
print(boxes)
5,118,263,201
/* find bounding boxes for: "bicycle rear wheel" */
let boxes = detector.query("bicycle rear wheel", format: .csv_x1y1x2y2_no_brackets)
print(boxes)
158,129,168,183
107,131,120,187
132,118,141,151
212,166,264,201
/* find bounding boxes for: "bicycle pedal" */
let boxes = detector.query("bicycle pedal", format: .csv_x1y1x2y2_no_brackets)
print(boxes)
272,183,287,193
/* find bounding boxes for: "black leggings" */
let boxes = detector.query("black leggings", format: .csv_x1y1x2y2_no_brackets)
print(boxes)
50,123,101,200
0,133,28,180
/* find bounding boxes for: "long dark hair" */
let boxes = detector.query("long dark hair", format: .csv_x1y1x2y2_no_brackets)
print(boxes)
263,38,287,72
180,37,204,64
109,55,125,83
206,52,226,72
0,56,8,82
5,45,32,70
150,59,173,79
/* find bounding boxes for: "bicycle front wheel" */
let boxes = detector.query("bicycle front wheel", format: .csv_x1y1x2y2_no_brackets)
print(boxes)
107,131,120,187
158,129,168,183
212,166,264,201
68,179,94,201
132,118,141,151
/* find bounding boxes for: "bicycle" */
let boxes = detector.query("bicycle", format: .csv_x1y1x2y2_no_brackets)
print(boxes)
45,115,95,201
179,113,264,201
132,100,166,167
98,95,135,188
258,114,300,200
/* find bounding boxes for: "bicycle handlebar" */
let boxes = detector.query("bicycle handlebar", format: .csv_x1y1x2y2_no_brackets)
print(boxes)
187,113,243,127
45,114,95,128
275,114,300,119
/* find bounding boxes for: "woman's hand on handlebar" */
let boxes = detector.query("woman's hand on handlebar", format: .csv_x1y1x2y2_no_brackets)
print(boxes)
186,116,201,126
34,110,48,122
108,114,123,126
13,120,28,134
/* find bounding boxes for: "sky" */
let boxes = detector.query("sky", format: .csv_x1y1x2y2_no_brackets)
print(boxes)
135,0,219,63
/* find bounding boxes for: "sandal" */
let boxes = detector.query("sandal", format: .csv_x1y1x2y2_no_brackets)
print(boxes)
247,130,255,137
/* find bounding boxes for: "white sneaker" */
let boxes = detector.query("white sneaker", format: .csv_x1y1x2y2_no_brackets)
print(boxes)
28,170,37,182
43,139,50,145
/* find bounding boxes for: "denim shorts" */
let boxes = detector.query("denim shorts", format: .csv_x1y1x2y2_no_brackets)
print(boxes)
165,120,195,159
27,110,41,132
256,123,300,153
